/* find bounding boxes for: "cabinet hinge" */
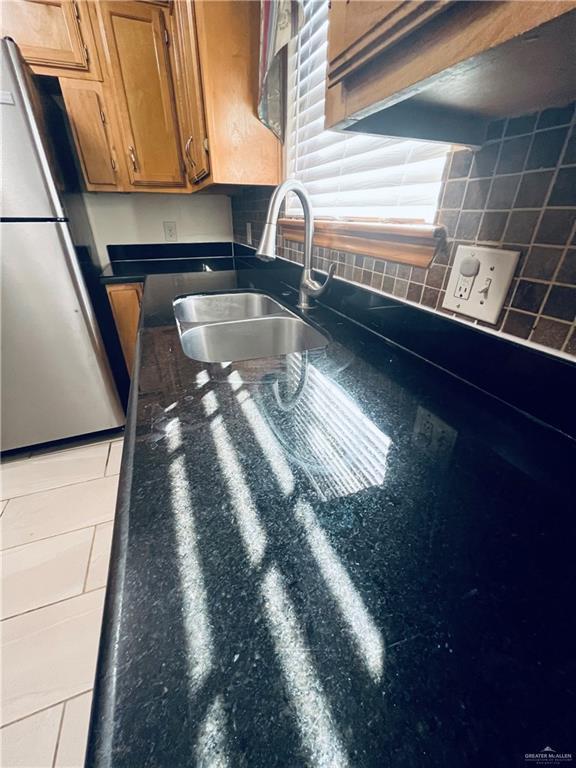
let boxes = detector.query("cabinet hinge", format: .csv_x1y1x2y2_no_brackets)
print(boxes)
203,138,209,152
84,43,89,62
73,0,80,21
100,109,106,125
111,157,117,172
164,28,169,46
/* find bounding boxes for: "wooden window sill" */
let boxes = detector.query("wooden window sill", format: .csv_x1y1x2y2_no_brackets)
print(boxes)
279,218,446,268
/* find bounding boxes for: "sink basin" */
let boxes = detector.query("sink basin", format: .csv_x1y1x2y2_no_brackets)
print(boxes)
174,290,329,363
174,292,290,324
179,316,328,363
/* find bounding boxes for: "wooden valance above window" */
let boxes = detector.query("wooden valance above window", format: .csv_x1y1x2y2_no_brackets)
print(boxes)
279,218,447,269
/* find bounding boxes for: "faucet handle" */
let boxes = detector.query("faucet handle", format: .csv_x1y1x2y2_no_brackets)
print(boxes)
322,262,337,287
306,261,336,299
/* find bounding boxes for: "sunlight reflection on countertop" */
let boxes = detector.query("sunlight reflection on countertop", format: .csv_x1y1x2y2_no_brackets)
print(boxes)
86,269,576,768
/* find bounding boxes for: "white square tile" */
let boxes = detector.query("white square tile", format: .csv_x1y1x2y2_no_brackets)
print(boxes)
0,703,63,767
1,476,119,550
85,522,114,592
1,443,109,500
54,691,92,768
2,589,105,725
1,528,94,619
105,442,123,477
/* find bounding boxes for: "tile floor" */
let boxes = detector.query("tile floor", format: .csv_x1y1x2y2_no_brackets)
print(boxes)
1,435,123,768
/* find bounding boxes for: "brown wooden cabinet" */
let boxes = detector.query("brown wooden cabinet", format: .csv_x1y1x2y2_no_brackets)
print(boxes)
106,282,143,377
2,0,101,79
5,0,280,193
60,79,126,190
326,0,576,146
92,1,186,190
170,0,210,184
328,1,450,86
193,0,281,189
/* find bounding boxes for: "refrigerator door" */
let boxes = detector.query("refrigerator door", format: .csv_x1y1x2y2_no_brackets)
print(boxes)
1,38,65,219
1,222,125,451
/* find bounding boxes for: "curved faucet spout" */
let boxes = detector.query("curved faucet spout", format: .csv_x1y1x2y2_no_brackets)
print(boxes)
256,179,335,309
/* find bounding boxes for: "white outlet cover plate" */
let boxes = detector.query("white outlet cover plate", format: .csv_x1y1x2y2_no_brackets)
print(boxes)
442,245,520,324
163,221,177,242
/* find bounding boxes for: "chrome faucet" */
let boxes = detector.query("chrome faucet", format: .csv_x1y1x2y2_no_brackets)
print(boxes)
256,179,336,310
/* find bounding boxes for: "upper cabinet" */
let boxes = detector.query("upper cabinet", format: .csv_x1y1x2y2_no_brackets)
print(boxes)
328,1,450,81
60,79,125,191
2,0,101,78
326,1,576,146
192,0,281,188
4,0,280,193
170,0,210,184
91,1,186,189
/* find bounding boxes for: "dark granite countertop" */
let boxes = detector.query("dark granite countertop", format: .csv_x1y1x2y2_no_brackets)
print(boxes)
98,242,256,284
99,256,236,284
87,261,576,768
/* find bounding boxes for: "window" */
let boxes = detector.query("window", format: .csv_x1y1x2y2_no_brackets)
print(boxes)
285,0,450,223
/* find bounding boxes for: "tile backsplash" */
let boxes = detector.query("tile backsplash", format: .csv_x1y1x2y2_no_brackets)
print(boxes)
232,103,576,359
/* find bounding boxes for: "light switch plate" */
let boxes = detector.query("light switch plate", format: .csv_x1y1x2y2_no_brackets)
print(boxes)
442,245,520,324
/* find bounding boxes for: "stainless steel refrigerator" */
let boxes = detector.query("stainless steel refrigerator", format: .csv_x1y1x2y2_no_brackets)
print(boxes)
1,38,124,451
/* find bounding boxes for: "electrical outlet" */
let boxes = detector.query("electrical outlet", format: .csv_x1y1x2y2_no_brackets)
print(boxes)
454,274,475,300
442,245,519,324
246,222,252,245
163,221,177,242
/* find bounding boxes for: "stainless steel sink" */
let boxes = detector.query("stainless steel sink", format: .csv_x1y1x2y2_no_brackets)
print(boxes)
179,316,328,363
174,292,290,324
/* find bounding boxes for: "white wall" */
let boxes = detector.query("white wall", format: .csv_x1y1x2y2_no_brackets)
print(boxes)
82,193,233,267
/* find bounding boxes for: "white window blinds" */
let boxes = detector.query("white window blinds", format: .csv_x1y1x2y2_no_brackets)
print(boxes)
285,0,450,222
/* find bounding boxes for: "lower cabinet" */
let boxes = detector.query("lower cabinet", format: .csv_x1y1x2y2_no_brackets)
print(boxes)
105,282,143,376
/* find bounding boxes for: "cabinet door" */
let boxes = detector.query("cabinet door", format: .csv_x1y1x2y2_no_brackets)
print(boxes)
193,0,280,186
328,1,451,85
325,0,576,139
60,79,125,190
2,0,100,78
94,2,186,188
171,0,210,184
106,283,143,376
